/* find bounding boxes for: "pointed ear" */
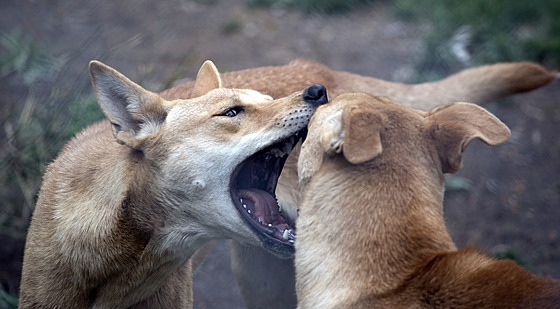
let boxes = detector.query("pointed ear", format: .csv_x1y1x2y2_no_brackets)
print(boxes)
191,60,222,97
340,105,383,164
428,102,511,173
89,60,168,149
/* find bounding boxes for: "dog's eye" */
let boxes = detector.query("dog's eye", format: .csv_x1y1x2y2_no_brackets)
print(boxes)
222,107,243,117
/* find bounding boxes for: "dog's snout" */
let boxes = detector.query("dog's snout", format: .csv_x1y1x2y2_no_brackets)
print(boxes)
303,84,328,106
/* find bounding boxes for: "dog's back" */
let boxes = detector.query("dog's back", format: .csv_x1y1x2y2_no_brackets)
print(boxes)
161,59,557,110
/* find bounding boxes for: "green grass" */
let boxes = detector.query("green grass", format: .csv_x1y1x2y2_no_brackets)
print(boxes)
0,29,63,84
494,248,528,268
0,286,18,309
0,29,104,241
392,0,560,82
249,0,380,15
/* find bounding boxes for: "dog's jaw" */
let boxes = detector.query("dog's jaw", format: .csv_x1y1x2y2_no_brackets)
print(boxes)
230,131,304,257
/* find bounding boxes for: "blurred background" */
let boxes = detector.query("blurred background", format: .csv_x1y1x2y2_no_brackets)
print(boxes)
1,0,559,308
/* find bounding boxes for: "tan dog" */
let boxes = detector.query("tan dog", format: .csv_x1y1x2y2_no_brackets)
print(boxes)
161,59,557,309
295,93,560,308
19,60,327,308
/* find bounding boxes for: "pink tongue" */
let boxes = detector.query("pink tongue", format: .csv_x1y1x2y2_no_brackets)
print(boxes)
238,189,286,227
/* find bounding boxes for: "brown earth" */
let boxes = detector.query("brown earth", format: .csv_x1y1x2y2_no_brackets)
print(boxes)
1,1,558,308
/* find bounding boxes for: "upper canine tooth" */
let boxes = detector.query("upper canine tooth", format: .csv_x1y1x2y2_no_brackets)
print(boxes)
289,230,295,239
282,229,289,240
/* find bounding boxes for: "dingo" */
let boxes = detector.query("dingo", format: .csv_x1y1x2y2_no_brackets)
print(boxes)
19,60,327,308
161,59,557,309
295,93,560,308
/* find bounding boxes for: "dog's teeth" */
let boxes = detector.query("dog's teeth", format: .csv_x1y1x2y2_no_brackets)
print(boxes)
268,223,272,228
270,148,285,158
240,198,243,203
290,135,296,146
248,209,251,214
283,142,292,155
289,239,294,244
282,229,289,240
243,204,247,209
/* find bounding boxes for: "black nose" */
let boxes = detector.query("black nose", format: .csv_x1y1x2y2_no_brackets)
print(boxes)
303,84,328,106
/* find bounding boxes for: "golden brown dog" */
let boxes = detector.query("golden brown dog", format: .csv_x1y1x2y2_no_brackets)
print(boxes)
19,60,327,308
161,59,557,309
295,93,560,308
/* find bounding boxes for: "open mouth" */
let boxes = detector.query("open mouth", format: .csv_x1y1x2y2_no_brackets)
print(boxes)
230,131,305,256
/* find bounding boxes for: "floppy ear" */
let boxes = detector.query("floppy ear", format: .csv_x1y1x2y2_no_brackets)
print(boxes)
428,102,511,174
89,60,168,149
191,60,222,97
340,105,383,164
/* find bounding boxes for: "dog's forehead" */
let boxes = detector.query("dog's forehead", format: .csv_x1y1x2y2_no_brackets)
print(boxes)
168,88,273,114
206,88,273,103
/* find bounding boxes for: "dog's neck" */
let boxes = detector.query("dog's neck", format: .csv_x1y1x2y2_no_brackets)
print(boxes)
88,131,207,305
296,156,456,308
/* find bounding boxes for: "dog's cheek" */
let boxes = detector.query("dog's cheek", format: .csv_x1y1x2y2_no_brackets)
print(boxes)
161,151,211,196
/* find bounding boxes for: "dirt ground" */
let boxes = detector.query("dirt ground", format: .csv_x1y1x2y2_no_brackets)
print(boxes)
1,0,559,308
